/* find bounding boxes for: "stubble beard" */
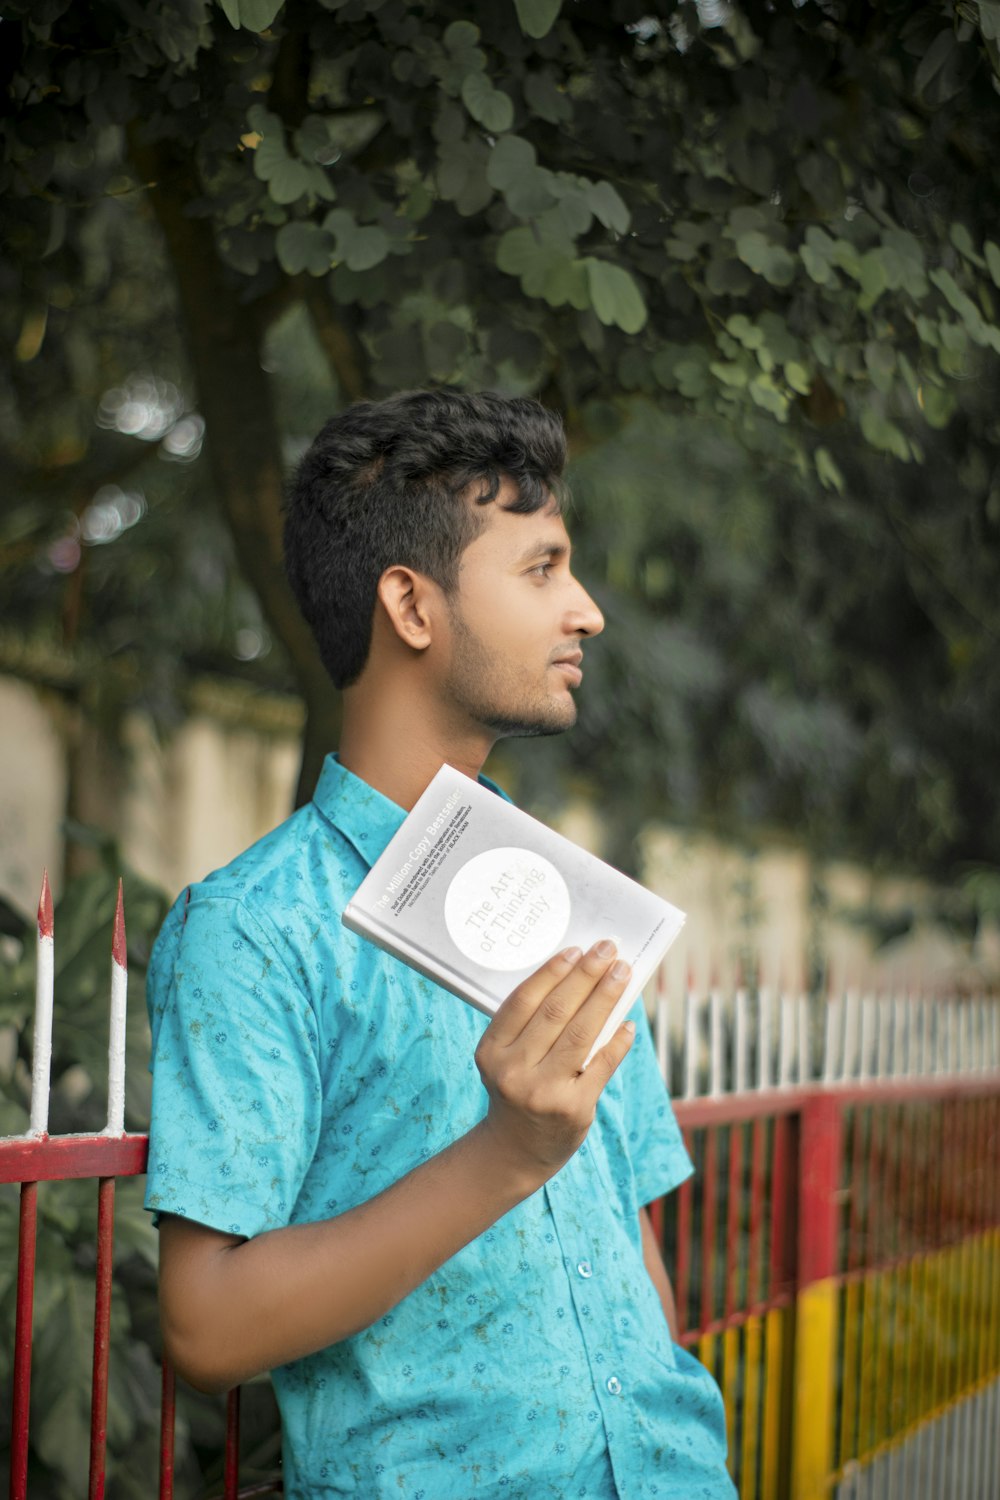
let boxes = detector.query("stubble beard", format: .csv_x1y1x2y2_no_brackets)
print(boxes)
444,608,577,740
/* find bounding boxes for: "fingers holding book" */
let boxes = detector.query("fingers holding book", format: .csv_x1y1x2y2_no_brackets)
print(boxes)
472,940,636,1184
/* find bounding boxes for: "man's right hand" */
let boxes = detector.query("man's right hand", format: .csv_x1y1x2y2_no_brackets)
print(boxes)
473,940,635,1186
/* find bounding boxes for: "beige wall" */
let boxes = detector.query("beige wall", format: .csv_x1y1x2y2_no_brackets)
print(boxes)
0,675,301,905
0,678,67,909
641,825,996,993
117,711,301,894
0,673,994,986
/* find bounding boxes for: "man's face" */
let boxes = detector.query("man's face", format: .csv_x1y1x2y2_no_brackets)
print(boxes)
438,487,604,739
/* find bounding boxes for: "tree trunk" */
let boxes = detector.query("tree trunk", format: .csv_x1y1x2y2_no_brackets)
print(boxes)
128,133,340,806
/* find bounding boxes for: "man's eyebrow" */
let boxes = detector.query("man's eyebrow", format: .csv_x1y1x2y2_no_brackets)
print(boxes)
515,540,571,566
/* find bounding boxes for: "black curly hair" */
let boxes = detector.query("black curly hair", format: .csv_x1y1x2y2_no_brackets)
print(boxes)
284,389,567,689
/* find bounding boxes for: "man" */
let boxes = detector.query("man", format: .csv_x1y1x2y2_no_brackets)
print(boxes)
145,390,734,1498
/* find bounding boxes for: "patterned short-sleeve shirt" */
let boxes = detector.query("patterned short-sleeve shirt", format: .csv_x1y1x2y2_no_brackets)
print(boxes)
145,755,734,1499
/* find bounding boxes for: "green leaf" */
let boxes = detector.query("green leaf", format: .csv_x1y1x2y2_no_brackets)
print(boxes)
784,360,812,396
543,257,589,310
348,227,389,272
796,151,843,214
985,240,1000,288
540,192,592,239
674,351,712,398
496,225,561,294
523,70,572,125
587,180,630,235
735,231,796,287
919,381,956,428
252,130,287,183
583,259,647,333
514,0,563,40
857,249,888,309
266,159,313,205
831,239,862,280
914,30,958,97
725,314,764,351
443,20,481,51
425,320,467,379
437,138,492,216
461,72,514,133
863,339,896,393
748,373,790,420
705,255,753,296
950,221,986,268
815,447,845,494
801,242,840,287
757,311,800,365
275,221,334,276
217,0,284,30
709,360,749,388
487,135,537,193
930,267,985,333
860,403,910,460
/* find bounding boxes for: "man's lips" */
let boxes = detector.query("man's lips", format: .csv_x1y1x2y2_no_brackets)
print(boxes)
551,652,583,686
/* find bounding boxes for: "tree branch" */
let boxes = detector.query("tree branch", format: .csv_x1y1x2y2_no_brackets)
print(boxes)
300,280,371,403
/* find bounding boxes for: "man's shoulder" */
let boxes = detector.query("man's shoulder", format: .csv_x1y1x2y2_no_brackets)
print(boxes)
191,798,360,909
152,800,362,966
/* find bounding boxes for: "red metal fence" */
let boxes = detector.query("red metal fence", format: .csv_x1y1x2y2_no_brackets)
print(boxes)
3,877,999,1497
658,1081,1000,1500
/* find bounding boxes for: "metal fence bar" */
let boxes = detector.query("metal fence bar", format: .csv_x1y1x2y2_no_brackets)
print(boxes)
89,1175,117,1500
29,872,54,1134
88,884,129,1500
675,1141,693,1337
160,1359,177,1499
10,1180,38,1500
224,1388,241,1500
9,873,56,1500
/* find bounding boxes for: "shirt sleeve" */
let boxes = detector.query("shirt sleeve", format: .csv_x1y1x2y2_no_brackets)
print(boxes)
623,997,693,1207
143,890,322,1239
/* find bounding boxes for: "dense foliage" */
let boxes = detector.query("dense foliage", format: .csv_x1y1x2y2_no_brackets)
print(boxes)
2,0,1000,873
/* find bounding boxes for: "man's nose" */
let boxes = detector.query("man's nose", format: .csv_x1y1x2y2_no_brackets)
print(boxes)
568,578,605,638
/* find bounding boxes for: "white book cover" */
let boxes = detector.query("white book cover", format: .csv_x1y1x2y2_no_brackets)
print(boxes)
343,765,685,1065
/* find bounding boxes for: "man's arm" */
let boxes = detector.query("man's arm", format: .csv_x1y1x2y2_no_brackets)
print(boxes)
639,1204,680,1341
159,941,634,1394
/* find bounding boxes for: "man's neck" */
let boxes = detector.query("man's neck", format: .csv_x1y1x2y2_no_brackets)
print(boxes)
337,693,495,812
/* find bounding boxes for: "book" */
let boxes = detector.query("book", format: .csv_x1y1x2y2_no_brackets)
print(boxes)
342,764,685,1066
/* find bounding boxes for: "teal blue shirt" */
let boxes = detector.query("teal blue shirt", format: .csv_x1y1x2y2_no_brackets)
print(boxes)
145,756,733,1499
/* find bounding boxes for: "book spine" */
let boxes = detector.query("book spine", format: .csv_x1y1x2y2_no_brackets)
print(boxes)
583,925,683,1067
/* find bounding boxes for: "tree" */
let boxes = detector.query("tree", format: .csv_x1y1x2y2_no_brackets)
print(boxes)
2,0,1000,871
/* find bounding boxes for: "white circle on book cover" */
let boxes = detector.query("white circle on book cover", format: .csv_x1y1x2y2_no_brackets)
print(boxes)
444,847,571,971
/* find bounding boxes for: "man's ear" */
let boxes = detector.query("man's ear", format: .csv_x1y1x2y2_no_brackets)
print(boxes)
375,566,441,653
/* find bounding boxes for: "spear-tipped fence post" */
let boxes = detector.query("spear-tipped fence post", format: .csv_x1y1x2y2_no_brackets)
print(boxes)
89,880,128,1500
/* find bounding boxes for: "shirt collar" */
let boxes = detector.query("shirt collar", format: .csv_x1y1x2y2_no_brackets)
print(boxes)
312,753,510,869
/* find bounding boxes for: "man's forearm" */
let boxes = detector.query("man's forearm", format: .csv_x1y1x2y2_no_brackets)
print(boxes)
161,1119,544,1393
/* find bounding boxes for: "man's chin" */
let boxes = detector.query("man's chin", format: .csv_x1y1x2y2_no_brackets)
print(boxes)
485,702,577,740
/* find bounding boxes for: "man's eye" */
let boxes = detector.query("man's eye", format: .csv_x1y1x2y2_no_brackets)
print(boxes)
530,562,553,578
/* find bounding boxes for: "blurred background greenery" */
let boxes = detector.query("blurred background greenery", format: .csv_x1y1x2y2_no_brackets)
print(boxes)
2,0,999,878
3,0,1000,1491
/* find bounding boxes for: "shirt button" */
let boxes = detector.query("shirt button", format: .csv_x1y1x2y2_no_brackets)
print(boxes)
606,1376,622,1396
576,1260,593,1279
